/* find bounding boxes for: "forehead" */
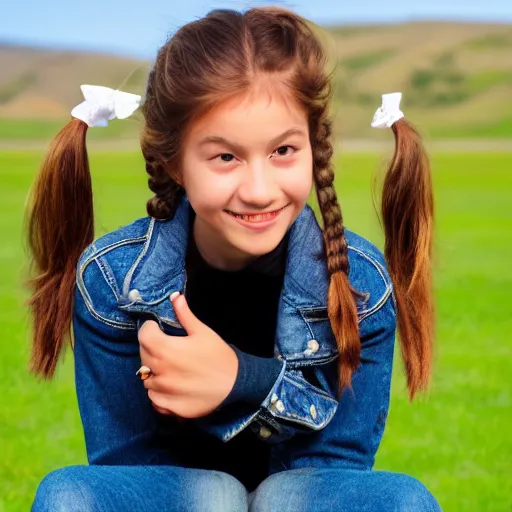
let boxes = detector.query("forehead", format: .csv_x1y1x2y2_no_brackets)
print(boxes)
186,86,308,143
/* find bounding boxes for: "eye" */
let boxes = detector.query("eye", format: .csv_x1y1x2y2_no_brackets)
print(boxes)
218,153,235,162
271,145,296,158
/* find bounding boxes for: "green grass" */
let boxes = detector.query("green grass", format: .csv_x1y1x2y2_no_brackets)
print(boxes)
1,150,511,511
429,115,512,138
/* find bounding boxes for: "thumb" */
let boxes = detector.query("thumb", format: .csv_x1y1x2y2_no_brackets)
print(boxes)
171,292,202,335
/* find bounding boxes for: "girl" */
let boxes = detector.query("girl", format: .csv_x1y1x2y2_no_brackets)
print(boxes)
27,7,441,512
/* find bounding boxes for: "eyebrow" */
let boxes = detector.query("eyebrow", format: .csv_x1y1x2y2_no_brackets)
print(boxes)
198,128,307,153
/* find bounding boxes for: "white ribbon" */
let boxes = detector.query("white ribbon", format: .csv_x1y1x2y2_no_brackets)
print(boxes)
371,92,404,129
71,85,141,127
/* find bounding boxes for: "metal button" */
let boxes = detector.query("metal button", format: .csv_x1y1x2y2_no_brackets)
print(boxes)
270,393,279,404
259,426,272,439
310,404,317,420
275,400,285,413
306,339,319,353
128,289,142,302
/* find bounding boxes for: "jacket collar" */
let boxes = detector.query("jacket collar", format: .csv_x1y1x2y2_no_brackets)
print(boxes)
120,194,338,361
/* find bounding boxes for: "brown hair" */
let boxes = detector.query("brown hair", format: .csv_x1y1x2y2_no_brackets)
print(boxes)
26,7,434,399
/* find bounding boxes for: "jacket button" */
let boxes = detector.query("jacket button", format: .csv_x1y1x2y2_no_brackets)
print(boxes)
306,339,319,353
275,400,285,413
310,404,317,420
128,289,142,302
270,393,279,404
259,426,272,439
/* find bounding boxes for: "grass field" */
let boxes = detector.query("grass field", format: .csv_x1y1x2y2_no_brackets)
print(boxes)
0,149,511,511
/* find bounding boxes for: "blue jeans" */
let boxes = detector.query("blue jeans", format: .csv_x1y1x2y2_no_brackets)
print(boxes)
32,465,442,511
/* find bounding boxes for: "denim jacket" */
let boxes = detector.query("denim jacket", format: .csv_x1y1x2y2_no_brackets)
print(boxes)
73,194,396,474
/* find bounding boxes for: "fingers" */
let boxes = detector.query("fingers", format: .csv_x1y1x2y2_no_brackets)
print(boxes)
146,390,178,417
148,389,173,412
138,320,165,354
138,319,168,373
151,403,176,416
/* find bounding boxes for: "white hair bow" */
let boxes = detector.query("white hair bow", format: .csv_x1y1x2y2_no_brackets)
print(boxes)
371,92,404,129
71,85,141,127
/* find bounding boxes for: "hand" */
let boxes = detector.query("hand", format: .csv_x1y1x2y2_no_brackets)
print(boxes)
138,292,239,419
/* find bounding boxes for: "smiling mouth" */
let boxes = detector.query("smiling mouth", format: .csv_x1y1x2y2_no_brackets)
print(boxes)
225,205,288,223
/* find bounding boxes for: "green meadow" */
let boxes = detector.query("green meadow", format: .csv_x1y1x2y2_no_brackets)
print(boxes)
0,149,511,511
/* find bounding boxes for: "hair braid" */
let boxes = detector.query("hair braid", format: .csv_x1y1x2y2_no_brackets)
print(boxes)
141,66,184,220
312,117,362,397
144,155,184,220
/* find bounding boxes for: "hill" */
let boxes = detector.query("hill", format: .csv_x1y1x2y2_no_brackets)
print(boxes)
0,21,511,140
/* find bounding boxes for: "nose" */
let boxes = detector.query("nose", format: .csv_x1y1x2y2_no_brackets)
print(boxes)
237,161,277,207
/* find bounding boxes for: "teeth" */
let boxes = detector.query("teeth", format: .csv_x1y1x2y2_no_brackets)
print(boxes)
229,209,280,222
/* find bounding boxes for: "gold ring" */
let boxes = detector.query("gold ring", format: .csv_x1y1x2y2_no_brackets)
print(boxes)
136,365,153,381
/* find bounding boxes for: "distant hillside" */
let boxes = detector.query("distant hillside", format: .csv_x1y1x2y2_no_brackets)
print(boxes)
1,21,511,140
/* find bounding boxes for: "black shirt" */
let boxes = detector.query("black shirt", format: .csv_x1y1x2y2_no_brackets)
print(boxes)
180,214,288,491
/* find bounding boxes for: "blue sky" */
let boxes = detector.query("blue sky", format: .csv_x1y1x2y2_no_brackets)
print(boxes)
1,0,510,59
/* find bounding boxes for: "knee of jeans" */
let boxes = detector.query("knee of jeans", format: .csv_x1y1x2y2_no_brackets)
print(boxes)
392,475,442,512
194,471,248,512
32,467,95,512
249,469,314,512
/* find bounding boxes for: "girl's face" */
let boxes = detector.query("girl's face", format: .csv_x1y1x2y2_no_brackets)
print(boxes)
180,88,313,271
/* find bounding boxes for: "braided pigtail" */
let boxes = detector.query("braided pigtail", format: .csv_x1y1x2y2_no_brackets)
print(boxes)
140,66,184,220
143,155,184,220
312,117,364,398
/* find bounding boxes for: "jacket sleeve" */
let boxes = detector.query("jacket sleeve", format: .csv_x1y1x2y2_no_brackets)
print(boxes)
73,251,182,466
194,291,396,462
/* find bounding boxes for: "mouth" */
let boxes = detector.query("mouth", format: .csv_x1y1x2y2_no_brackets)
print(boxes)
224,204,289,223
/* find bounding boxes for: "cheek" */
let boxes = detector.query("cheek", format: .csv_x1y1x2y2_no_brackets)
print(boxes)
283,155,314,201
183,170,237,219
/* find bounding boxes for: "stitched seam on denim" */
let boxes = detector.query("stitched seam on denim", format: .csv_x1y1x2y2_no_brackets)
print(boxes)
76,243,97,307
347,245,393,322
118,294,176,307
77,280,135,329
267,398,336,430
95,255,120,300
86,301,135,330
282,373,338,404
285,354,339,367
279,408,335,429
79,236,149,274
77,258,136,330
281,295,326,334
118,305,183,329
77,235,149,307
122,218,155,296
266,408,320,429
347,244,390,285
358,285,393,323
